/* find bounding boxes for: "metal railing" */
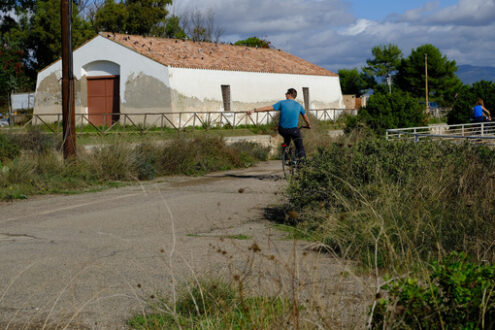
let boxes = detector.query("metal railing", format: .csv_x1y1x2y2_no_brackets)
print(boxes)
14,108,354,135
386,122,495,143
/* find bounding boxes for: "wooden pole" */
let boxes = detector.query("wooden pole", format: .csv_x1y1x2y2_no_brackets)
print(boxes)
425,53,430,113
61,0,76,158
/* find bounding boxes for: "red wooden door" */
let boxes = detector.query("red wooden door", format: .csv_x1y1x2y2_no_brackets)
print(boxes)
87,76,119,126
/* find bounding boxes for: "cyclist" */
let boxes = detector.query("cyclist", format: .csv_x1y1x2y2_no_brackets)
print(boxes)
247,88,311,159
473,98,491,122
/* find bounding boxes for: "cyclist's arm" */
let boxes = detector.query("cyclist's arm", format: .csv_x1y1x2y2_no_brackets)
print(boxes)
482,106,491,118
302,113,311,128
247,105,274,115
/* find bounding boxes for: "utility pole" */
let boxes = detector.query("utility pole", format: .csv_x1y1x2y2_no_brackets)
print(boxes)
61,0,76,158
425,53,430,114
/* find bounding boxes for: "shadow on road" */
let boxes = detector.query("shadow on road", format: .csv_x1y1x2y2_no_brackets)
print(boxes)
223,174,283,181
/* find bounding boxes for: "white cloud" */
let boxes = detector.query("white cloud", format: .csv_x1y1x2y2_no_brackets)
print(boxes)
173,0,495,71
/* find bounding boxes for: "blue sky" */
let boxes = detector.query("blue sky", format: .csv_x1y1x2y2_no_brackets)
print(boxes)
350,0,455,20
173,0,495,72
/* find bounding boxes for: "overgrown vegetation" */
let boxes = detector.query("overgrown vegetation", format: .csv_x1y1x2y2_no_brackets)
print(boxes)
275,129,495,327
0,131,269,200
284,131,495,269
128,278,290,329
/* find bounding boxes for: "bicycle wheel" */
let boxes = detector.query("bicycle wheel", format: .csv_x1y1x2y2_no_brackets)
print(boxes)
282,145,296,179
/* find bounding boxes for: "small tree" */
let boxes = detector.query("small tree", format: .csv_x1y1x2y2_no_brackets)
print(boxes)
234,37,271,49
363,44,402,80
338,68,368,97
347,90,426,134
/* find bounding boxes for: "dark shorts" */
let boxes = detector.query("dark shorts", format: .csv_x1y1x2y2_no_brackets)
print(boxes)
278,127,306,159
473,116,489,122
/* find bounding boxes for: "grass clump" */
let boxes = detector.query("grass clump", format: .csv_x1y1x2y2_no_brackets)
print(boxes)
0,133,269,200
0,134,20,161
371,252,495,328
128,278,289,329
284,130,495,270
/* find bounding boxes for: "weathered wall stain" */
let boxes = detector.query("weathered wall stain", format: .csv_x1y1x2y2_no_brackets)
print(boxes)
35,73,87,114
75,77,87,107
124,73,171,110
35,73,61,106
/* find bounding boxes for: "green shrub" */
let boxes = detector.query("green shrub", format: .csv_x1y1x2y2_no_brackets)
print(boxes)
0,134,20,161
372,252,495,329
346,90,427,134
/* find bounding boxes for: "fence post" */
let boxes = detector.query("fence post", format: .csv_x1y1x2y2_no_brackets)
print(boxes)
482,123,485,136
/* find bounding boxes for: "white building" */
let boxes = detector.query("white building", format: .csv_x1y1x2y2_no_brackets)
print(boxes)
34,32,344,126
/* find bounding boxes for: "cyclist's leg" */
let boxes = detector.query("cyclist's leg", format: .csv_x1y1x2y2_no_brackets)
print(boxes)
291,128,306,159
278,127,292,147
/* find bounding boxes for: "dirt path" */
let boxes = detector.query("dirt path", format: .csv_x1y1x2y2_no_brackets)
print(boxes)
0,161,371,329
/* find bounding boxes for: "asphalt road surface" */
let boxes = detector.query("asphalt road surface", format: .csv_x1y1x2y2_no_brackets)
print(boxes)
0,160,369,329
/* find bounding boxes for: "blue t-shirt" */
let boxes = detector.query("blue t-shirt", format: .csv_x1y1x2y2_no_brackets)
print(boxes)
474,105,483,118
273,99,305,128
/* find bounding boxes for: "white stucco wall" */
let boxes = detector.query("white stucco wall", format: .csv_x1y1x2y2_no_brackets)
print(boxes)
35,35,171,118
168,67,344,111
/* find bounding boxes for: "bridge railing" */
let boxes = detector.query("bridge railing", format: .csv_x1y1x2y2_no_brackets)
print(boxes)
14,108,354,135
386,122,495,143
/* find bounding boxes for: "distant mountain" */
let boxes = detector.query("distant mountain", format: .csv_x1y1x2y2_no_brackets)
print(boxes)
457,65,495,85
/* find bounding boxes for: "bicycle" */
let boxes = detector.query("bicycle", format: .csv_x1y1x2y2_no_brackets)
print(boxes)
281,126,310,179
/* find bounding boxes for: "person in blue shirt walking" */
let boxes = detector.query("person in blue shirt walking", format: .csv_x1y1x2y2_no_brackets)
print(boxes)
473,99,491,122
247,88,311,159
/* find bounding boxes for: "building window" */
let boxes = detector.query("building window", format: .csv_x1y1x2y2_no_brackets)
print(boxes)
221,85,231,111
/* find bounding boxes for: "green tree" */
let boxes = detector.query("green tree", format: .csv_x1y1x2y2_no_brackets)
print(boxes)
347,90,426,133
447,81,495,124
94,0,128,33
0,0,36,13
163,15,187,39
363,44,402,80
234,37,271,49
396,44,462,106
0,5,33,109
0,37,31,110
93,0,176,37
27,0,95,73
338,68,368,96
125,0,171,35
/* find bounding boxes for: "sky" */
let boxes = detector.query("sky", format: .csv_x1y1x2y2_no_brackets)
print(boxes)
171,0,495,73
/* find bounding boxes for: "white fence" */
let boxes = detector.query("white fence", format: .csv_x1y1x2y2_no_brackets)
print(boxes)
386,122,495,143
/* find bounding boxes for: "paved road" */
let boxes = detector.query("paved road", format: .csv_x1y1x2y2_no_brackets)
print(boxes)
0,161,369,329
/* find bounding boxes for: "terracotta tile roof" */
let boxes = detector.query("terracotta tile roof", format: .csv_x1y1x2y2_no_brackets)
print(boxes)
100,32,337,77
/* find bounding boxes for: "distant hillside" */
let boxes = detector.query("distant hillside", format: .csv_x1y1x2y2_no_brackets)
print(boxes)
457,65,495,85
